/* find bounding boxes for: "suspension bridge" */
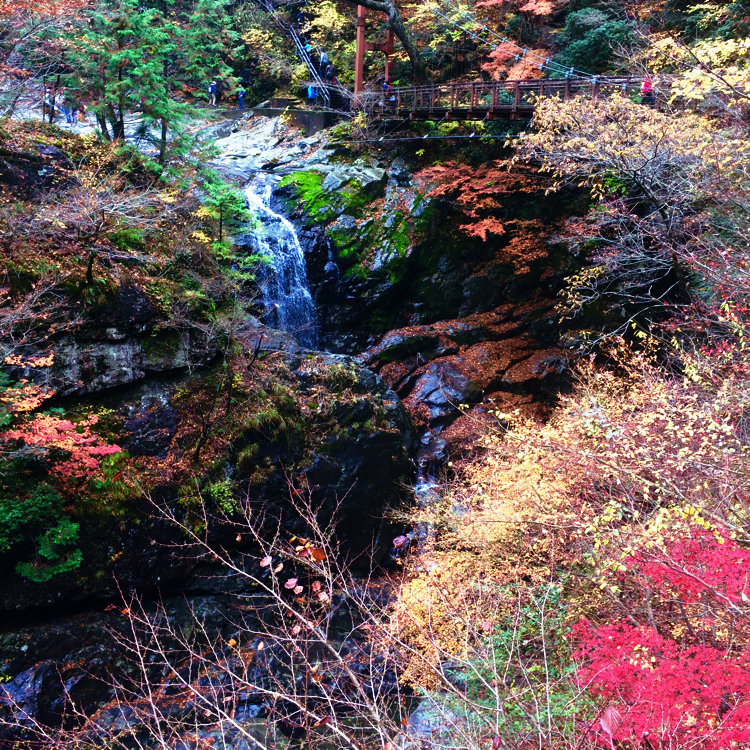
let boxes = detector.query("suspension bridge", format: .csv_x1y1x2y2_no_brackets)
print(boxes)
325,75,646,121
256,1,655,124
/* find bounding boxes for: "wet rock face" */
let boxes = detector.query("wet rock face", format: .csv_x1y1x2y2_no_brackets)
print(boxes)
363,307,567,462
0,611,122,737
7,282,220,398
230,337,417,560
123,397,179,458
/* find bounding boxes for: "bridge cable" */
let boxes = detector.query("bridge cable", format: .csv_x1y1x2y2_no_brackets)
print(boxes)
433,0,598,81
329,133,513,145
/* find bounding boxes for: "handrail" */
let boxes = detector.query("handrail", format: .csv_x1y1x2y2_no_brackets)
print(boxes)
357,76,648,118
256,0,330,108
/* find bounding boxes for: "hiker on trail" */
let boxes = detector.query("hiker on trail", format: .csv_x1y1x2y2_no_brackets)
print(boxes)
319,50,329,77
63,91,78,124
383,80,395,100
237,86,245,110
44,88,56,121
307,85,317,105
57,88,73,124
641,75,655,105
208,80,217,106
324,62,336,82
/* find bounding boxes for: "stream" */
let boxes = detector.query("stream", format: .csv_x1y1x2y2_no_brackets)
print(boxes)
243,175,318,349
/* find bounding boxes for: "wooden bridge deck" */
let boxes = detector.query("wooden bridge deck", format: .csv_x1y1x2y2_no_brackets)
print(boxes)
349,76,646,121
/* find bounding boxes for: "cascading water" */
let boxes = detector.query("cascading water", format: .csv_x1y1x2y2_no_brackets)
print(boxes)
243,175,318,348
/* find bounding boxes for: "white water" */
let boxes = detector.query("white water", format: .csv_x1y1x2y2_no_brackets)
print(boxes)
243,177,317,348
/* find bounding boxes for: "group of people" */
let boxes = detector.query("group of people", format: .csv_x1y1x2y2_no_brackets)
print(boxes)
305,47,344,106
44,87,86,125
208,79,246,109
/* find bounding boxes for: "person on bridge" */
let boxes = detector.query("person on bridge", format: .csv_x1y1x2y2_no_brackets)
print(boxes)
641,75,655,106
208,80,218,106
237,86,246,110
319,50,329,78
324,62,336,82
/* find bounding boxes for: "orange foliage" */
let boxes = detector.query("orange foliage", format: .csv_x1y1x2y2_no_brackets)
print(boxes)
2,413,121,480
415,160,511,240
0,0,88,17
482,43,548,80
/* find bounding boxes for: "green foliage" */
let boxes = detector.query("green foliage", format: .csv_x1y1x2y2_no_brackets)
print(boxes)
553,10,634,73
201,172,251,242
63,0,239,159
87,452,136,512
0,482,82,582
109,226,145,251
16,518,83,583
207,478,238,515
0,483,64,554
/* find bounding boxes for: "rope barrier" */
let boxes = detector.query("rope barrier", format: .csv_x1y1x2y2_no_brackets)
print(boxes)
328,133,514,145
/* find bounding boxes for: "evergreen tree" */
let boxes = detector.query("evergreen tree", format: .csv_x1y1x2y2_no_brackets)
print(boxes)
65,0,240,162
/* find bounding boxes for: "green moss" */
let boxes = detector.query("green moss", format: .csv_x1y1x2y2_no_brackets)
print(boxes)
279,171,382,224
279,171,334,221
142,330,181,361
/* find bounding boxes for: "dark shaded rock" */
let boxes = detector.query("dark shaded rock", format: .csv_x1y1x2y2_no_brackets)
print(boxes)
0,655,109,730
388,157,412,187
1,661,62,727
12,328,218,397
0,145,72,198
502,349,568,387
364,331,442,364
361,306,568,452
405,359,482,428
94,285,158,332
123,398,178,458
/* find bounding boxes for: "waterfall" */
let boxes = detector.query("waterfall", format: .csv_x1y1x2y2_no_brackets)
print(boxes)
243,176,318,348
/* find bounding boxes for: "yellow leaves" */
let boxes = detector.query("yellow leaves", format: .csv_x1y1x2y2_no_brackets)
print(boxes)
190,229,211,245
3,352,54,368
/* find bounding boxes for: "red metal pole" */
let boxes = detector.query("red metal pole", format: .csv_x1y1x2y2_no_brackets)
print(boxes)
354,5,367,96
384,29,394,84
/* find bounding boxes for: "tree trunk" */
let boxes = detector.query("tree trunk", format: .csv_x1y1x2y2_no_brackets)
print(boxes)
159,118,168,164
345,0,424,82
97,113,112,141
85,249,97,286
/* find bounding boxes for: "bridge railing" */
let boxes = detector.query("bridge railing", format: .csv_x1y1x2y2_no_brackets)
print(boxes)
357,76,644,118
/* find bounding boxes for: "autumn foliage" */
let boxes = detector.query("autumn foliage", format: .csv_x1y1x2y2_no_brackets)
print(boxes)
576,530,750,748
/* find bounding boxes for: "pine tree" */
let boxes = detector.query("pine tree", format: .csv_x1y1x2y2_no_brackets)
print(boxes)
65,0,240,162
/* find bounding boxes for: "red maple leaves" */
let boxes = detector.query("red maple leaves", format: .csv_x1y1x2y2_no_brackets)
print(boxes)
3,413,121,479
415,161,509,241
575,530,750,748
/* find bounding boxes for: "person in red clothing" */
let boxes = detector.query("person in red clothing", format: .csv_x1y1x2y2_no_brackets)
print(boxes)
641,75,655,106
